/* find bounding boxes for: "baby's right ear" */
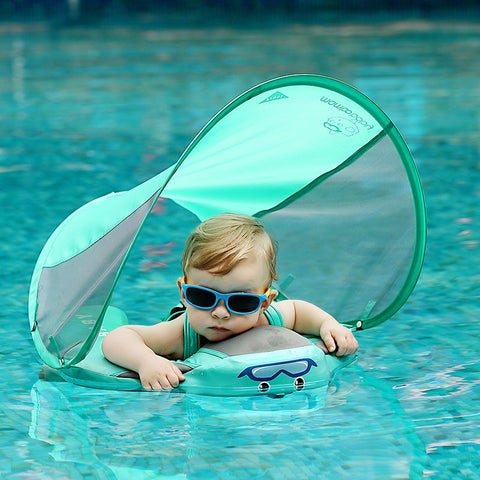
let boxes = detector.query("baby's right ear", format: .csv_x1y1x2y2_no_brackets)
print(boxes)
177,277,186,305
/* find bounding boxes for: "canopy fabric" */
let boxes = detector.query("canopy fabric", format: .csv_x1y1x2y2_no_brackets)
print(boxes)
28,75,426,370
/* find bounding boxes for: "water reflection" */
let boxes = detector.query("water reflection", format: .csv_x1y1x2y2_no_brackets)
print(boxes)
394,359,480,400
27,368,429,480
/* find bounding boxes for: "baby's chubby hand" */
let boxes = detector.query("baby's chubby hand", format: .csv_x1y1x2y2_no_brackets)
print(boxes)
319,321,358,357
138,355,185,391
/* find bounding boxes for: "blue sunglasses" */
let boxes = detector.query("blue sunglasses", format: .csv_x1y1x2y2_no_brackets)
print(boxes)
181,280,270,315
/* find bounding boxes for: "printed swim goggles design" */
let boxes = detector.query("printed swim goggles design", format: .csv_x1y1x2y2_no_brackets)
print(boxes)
181,278,271,315
238,358,318,381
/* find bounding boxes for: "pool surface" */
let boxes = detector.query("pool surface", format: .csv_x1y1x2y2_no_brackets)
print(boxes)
1,13,479,479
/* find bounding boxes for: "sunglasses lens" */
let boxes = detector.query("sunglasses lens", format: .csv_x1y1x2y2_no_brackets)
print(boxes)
228,294,261,314
185,287,216,309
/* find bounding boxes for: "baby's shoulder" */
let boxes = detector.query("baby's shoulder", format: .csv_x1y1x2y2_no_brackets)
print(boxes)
270,300,296,328
149,314,185,359
154,311,185,331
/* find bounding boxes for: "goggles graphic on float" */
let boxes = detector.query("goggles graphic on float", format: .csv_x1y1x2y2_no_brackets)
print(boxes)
238,358,318,382
181,279,271,315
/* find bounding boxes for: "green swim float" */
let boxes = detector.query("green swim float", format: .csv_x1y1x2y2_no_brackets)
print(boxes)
28,75,426,396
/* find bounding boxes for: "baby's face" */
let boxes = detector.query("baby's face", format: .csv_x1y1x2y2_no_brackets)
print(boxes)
180,255,273,342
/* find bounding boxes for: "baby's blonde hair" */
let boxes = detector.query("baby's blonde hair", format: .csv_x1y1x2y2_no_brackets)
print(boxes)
182,213,278,285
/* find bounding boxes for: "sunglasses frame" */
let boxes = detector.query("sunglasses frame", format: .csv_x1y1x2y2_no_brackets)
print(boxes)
181,281,271,315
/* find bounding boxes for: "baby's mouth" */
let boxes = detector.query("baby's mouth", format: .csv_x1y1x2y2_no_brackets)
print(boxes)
209,326,230,332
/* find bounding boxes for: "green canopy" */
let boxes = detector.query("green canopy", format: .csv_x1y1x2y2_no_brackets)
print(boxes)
29,74,426,370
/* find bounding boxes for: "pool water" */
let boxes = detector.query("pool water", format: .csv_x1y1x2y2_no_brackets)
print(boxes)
1,14,479,479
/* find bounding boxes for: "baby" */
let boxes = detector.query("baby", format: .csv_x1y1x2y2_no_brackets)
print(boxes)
102,213,358,390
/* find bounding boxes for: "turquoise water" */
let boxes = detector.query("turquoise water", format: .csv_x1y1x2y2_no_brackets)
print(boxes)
1,15,479,479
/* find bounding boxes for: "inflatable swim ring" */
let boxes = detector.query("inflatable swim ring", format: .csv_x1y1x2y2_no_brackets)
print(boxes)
55,306,356,395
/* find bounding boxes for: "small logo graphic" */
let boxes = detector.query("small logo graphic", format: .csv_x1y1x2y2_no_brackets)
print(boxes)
320,96,375,130
324,116,359,137
238,358,317,381
260,91,288,104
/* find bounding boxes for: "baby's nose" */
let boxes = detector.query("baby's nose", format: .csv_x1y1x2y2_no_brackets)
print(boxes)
211,300,230,319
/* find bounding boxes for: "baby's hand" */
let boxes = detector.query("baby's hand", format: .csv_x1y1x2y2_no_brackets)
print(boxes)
320,321,358,357
138,355,185,391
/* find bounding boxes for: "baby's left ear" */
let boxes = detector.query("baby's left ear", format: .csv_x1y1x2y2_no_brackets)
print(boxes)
266,289,277,305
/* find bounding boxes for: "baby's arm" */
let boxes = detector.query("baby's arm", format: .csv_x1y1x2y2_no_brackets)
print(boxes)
275,300,358,356
101,317,185,391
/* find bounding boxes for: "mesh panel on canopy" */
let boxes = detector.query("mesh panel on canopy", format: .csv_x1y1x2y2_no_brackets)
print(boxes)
35,196,157,364
261,134,419,327
29,74,426,370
